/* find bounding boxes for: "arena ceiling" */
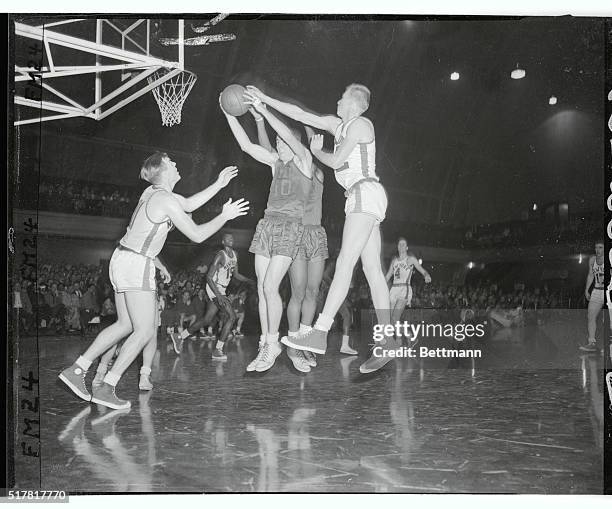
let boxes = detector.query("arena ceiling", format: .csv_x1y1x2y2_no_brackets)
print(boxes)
14,15,606,226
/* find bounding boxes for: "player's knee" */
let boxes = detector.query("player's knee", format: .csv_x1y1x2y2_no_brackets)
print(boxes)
133,325,155,345
263,279,280,300
361,260,381,280
291,282,307,302
256,279,265,296
117,320,133,336
337,250,359,270
305,284,319,302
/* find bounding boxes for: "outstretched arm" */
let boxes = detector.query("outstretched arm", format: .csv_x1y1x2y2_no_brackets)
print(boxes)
173,166,239,213
159,194,249,244
220,98,277,168
231,259,254,285
246,85,340,134
409,256,432,284
250,107,273,151
245,94,312,177
309,117,372,170
154,257,171,283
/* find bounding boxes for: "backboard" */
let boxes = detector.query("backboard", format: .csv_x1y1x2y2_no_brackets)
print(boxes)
14,17,187,126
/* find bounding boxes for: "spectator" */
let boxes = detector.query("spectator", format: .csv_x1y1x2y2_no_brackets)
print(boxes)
79,283,99,335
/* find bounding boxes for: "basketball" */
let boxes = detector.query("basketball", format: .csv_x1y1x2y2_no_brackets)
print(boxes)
220,84,249,117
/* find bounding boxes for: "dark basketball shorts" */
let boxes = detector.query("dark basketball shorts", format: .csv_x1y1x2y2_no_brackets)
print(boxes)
249,216,305,259
296,225,329,262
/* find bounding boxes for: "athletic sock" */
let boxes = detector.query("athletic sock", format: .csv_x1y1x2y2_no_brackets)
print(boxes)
216,341,225,351
139,366,152,376
76,355,92,371
288,330,299,338
314,314,333,332
103,371,120,387
266,332,280,344
180,329,190,340
341,335,350,349
299,323,312,334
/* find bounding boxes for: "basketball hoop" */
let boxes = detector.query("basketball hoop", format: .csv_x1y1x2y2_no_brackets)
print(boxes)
148,69,197,127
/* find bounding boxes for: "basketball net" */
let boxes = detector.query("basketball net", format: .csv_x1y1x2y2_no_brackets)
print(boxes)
148,69,197,127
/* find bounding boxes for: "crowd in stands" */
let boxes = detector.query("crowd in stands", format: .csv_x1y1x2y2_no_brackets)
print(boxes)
14,263,116,335
13,256,580,339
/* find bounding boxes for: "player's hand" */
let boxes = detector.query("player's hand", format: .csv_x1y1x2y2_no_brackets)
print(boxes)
304,125,315,143
160,267,172,284
310,134,324,151
221,198,250,220
243,91,265,112
219,295,232,309
245,85,265,102
425,274,432,284
216,166,238,188
249,103,267,120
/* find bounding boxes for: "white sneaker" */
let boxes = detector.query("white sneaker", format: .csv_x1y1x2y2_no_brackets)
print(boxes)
255,342,282,372
139,374,153,391
246,342,265,372
286,345,311,373
340,344,358,355
303,351,317,367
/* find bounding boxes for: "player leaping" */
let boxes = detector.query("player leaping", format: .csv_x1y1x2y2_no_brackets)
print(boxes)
245,84,396,373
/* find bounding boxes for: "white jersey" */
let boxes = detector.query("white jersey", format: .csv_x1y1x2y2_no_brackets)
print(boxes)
592,257,604,289
333,117,378,191
207,249,237,297
120,186,173,259
391,256,414,286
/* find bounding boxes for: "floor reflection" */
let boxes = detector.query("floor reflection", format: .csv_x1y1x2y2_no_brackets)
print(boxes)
15,319,606,493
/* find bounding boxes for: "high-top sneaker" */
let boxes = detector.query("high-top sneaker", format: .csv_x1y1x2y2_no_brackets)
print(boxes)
58,363,91,401
91,382,131,410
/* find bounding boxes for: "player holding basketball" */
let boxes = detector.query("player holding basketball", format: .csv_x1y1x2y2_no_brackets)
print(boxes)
246,84,394,373
580,240,605,353
221,96,313,373
59,153,249,409
386,238,431,323
170,233,253,360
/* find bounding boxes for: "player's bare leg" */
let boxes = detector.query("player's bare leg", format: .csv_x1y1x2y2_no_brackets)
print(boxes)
256,255,293,372
59,292,131,402
246,255,272,371
91,292,157,409
283,214,385,355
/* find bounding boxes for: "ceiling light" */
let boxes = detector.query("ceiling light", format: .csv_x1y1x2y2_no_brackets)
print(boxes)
510,64,526,80
549,96,557,105
450,72,460,81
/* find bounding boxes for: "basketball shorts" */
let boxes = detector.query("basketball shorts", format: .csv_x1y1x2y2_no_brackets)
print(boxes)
590,288,605,306
206,282,227,301
296,225,329,262
249,216,304,259
109,247,156,293
390,285,412,309
344,179,388,224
